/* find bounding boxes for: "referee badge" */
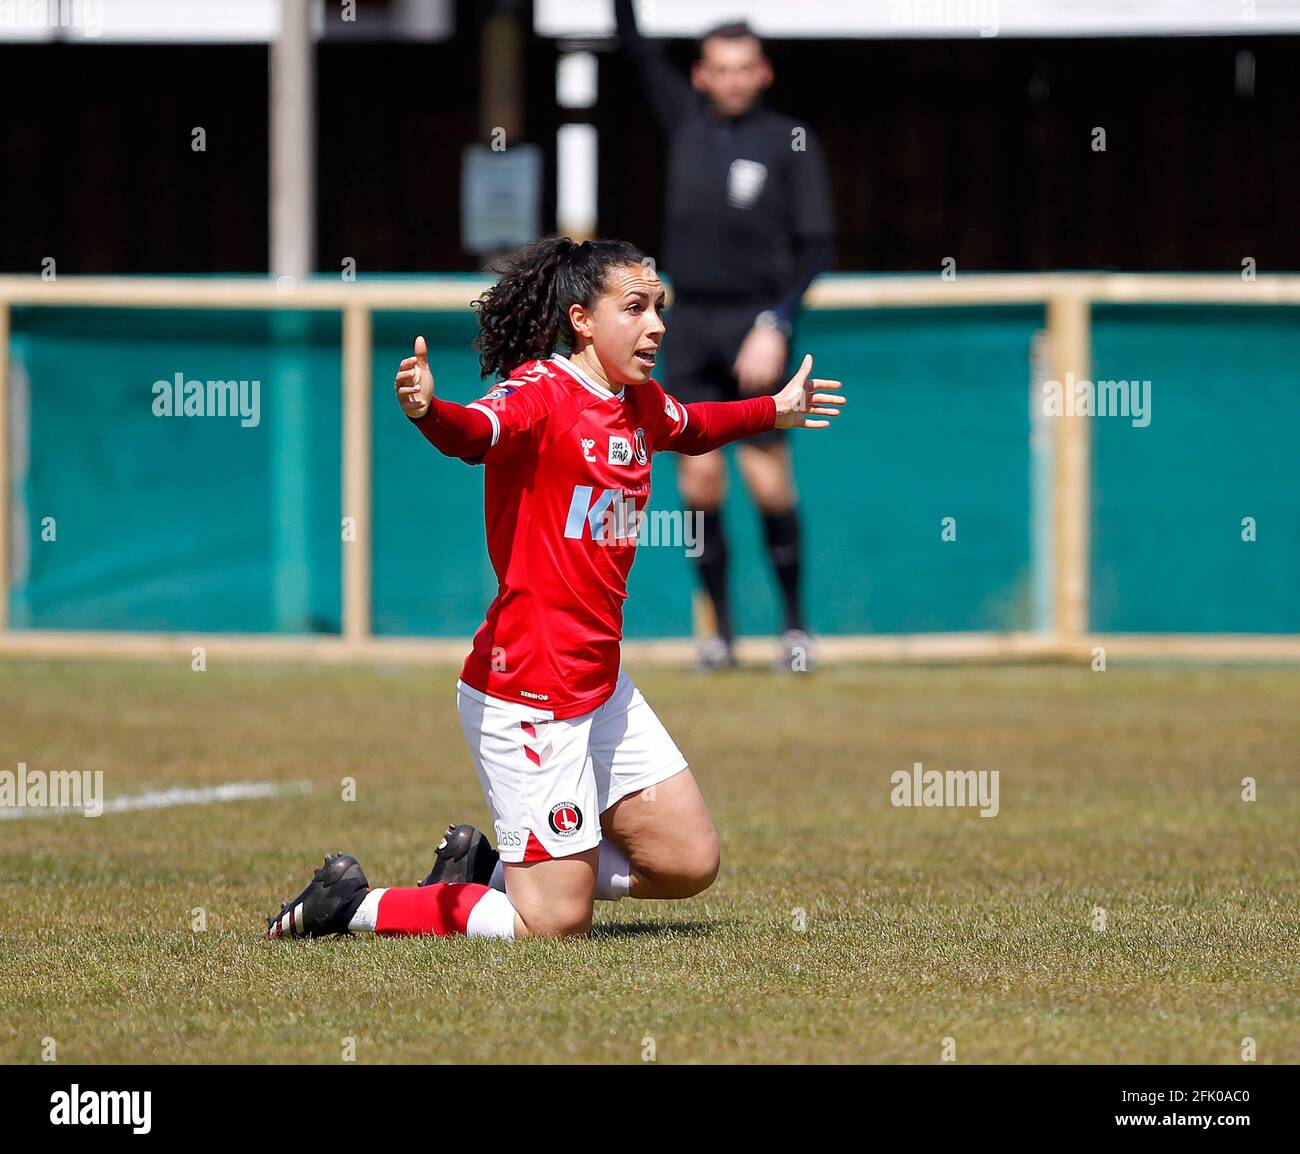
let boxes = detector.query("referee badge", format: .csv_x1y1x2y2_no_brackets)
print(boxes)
727,159,767,209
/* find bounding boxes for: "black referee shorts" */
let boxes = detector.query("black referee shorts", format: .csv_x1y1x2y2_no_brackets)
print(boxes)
659,300,788,448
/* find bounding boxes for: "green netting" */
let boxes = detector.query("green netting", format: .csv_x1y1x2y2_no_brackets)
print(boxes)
370,308,496,637
372,305,1040,637
1090,305,1300,633
14,295,1190,638
675,306,1040,637
9,308,342,632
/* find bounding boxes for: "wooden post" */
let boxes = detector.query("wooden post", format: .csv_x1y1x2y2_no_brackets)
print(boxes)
481,8,524,145
342,305,373,644
270,0,315,278
1047,292,1092,641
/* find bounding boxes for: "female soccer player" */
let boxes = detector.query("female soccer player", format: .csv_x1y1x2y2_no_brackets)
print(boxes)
265,236,844,941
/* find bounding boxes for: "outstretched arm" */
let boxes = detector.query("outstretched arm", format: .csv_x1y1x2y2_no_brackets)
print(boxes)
395,336,495,460
614,0,694,135
672,396,778,456
669,356,846,455
408,398,495,460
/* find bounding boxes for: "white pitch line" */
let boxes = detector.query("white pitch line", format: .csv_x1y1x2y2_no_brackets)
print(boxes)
0,780,313,821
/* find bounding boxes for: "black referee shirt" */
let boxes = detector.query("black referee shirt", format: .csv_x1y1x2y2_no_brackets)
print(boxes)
615,0,835,319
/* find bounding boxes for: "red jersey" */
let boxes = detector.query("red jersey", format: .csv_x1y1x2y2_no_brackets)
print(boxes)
457,354,696,718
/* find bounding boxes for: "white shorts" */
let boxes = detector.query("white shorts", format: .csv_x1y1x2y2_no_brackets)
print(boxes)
455,668,688,863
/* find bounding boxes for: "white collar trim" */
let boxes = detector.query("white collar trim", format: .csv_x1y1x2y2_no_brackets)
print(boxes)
551,354,625,402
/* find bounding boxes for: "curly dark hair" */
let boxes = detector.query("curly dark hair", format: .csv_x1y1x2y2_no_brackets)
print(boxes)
472,236,649,380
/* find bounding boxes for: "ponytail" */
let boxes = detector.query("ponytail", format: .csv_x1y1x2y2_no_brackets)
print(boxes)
472,236,647,379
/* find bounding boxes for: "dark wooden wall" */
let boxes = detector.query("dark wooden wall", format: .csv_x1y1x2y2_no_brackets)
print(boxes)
2,28,1295,274
598,34,1299,273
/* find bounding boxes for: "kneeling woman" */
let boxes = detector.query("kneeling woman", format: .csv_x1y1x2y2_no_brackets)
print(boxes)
265,236,845,940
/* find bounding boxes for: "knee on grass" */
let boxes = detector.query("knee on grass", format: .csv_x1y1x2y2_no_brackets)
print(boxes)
519,908,594,939
642,837,720,899
516,890,595,939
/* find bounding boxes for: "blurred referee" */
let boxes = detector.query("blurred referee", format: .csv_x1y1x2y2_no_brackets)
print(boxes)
615,0,835,671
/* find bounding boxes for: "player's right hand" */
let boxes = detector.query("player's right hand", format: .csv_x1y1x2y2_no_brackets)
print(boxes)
395,335,436,419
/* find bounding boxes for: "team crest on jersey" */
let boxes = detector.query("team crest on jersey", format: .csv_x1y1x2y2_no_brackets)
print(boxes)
608,436,633,466
548,802,583,837
481,384,518,405
634,428,648,465
664,395,680,423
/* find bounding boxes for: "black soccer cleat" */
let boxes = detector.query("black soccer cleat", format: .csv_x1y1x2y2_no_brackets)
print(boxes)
264,852,370,939
419,823,499,887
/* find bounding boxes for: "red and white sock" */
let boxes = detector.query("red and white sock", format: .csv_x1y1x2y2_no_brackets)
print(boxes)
486,839,631,901
347,884,517,939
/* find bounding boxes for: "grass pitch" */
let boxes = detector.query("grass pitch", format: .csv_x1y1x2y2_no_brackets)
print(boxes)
2,658,1297,1064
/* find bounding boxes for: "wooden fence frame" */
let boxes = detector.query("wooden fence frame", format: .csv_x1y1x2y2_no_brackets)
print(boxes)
2,271,1298,665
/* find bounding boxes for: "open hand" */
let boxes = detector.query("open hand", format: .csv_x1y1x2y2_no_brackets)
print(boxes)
772,354,845,429
394,335,436,419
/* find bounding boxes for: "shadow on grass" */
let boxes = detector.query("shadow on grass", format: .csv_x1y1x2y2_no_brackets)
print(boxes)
589,920,723,940
253,922,727,945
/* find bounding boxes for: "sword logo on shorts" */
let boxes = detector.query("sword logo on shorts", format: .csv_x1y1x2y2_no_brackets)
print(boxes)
548,802,583,836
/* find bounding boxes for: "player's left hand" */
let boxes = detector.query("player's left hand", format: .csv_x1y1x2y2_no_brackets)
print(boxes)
733,324,788,394
772,354,845,429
